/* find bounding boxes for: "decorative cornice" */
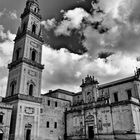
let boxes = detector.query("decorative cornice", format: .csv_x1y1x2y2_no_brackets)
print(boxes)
14,29,44,43
8,58,44,70
67,99,140,113
3,94,42,104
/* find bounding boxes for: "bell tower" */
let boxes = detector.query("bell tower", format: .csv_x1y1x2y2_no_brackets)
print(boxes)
6,0,44,98
3,0,44,140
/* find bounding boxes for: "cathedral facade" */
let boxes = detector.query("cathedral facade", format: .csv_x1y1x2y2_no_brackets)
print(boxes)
1,0,140,140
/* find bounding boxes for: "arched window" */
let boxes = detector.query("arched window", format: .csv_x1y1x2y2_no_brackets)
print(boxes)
16,49,20,60
23,23,27,33
32,24,36,34
10,81,16,96
31,50,36,61
29,84,33,96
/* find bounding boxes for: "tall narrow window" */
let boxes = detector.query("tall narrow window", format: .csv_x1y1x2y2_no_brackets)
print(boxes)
10,81,16,96
46,121,49,128
23,23,26,33
114,92,118,102
48,100,50,106
0,115,3,124
54,122,57,129
127,89,132,100
55,101,57,107
32,24,36,34
29,84,33,96
16,49,20,60
31,51,36,61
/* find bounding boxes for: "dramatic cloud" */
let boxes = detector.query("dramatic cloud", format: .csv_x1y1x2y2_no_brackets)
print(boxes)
100,0,140,55
0,25,15,96
98,51,115,60
41,45,140,93
1,0,140,96
0,9,18,20
40,0,140,93
9,10,18,20
54,8,89,36
42,0,107,55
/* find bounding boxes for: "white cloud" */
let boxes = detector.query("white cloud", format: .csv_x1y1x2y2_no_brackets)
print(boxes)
0,77,7,97
0,25,15,97
41,45,139,93
41,18,56,30
9,10,18,20
0,9,18,20
55,8,89,36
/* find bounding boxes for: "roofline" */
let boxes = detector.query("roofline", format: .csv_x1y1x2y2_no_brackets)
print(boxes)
99,75,137,89
73,92,82,96
44,89,75,96
41,94,71,102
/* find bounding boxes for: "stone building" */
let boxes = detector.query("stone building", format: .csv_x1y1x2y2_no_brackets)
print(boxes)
0,99,12,140
66,71,140,140
1,0,140,140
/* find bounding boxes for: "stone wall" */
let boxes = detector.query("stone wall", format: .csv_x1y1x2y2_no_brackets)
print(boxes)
40,96,70,140
0,102,12,140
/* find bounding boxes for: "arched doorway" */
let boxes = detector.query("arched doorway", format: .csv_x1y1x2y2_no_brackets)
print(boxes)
85,114,95,139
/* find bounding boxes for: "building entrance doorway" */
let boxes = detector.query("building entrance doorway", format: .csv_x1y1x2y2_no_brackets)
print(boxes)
26,129,31,140
25,123,32,140
88,126,94,139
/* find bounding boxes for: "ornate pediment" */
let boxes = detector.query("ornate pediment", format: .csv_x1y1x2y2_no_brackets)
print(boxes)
85,114,94,122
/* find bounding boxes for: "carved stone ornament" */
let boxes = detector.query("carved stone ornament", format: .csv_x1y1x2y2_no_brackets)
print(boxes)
25,107,35,114
85,114,94,122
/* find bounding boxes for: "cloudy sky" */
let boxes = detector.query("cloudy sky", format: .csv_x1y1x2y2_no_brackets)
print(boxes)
0,0,140,96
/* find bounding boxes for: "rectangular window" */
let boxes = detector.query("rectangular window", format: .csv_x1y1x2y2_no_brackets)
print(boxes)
54,122,57,129
48,100,50,106
114,92,118,102
40,108,43,113
55,101,57,107
0,115,3,123
127,89,132,100
46,121,49,128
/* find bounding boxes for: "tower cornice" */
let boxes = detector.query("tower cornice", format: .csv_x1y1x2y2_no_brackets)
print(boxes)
8,58,44,70
15,29,44,43
3,94,42,103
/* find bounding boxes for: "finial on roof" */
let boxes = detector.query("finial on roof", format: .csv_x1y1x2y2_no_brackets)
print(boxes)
80,75,99,87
